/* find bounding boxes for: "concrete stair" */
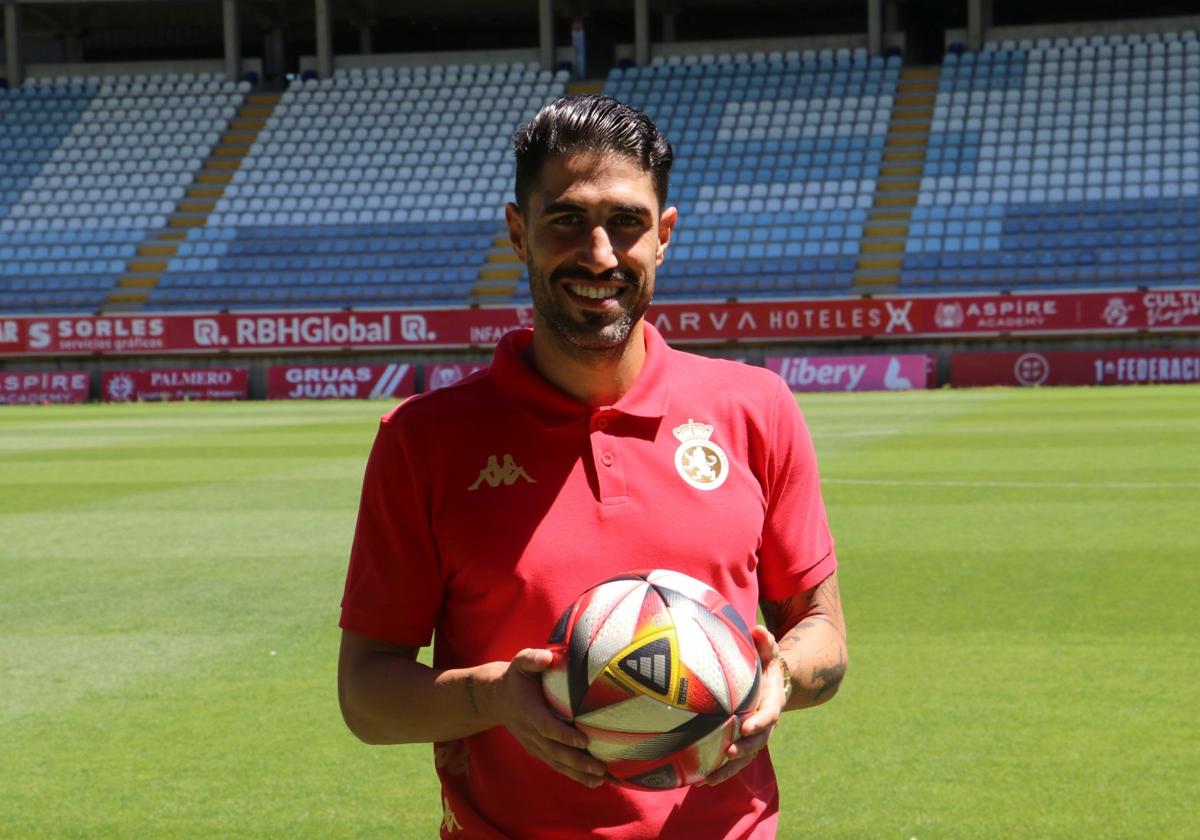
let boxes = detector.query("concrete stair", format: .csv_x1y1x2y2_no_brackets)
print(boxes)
470,233,524,303
566,81,605,95
853,67,937,292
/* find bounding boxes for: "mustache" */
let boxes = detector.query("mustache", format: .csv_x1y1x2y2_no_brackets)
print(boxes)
550,266,638,286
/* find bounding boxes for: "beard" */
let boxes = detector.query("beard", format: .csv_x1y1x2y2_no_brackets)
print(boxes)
527,259,652,361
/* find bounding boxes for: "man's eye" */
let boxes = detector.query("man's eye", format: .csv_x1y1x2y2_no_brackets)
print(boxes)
613,215,645,227
552,215,583,226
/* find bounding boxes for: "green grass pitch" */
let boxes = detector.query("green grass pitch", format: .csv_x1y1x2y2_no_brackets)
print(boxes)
1,385,1197,838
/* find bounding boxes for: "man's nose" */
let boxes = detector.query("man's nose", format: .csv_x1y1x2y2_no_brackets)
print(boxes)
577,225,619,273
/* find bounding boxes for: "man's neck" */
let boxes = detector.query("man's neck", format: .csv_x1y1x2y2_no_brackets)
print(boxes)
528,320,647,407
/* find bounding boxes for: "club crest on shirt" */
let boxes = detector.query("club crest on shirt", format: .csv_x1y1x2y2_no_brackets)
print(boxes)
672,418,729,491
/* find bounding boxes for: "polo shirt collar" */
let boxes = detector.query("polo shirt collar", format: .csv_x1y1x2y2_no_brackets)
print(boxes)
490,322,672,429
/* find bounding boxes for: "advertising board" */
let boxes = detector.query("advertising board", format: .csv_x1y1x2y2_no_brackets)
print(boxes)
266,363,415,400
101,368,250,402
951,350,1200,387
0,370,90,404
766,354,933,392
3,289,1196,357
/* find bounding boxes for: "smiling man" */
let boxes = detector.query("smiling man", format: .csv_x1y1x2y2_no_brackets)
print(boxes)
337,95,846,839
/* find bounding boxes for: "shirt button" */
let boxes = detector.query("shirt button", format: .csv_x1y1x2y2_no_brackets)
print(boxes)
596,417,609,430
600,452,614,467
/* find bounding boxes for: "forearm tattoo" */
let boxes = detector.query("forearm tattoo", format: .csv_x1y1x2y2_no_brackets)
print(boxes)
465,673,480,715
761,574,847,705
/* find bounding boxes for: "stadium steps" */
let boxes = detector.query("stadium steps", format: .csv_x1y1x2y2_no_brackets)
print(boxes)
178,91,279,209
853,67,936,290
469,233,523,303
99,92,281,313
566,81,605,95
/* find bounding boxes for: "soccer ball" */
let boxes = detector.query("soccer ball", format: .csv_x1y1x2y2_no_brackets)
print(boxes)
541,569,762,790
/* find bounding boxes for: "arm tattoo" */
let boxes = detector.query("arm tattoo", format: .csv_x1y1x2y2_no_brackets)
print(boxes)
760,572,847,706
465,673,480,715
780,615,838,646
812,659,845,702
760,595,804,638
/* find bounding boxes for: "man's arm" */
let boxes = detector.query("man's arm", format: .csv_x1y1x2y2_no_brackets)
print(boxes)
702,571,846,785
760,570,848,709
337,630,607,787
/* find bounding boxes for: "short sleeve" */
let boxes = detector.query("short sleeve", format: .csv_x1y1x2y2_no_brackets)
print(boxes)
756,377,837,600
339,411,444,646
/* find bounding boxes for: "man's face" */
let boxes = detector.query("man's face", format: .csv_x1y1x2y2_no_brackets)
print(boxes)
505,151,676,358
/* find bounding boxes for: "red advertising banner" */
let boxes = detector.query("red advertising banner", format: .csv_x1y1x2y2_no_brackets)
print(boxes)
425,363,489,391
267,363,416,400
951,350,1200,387
0,370,89,404
2,288,1198,357
101,368,249,402
766,354,934,392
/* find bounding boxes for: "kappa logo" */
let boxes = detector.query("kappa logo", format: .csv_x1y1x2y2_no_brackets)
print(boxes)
441,796,462,833
672,418,729,491
467,454,537,490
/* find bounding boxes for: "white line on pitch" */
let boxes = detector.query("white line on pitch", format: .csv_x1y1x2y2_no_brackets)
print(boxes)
812,429,900,438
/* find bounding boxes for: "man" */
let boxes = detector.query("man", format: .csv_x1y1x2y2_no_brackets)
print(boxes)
338,94,846,839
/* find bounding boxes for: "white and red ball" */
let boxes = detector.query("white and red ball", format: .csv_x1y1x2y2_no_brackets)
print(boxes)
542,569,761,790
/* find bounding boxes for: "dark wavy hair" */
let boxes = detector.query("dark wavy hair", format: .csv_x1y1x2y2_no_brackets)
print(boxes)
511,94,673,211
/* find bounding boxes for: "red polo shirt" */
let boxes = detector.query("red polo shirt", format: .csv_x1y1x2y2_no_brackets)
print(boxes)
341,322,836,839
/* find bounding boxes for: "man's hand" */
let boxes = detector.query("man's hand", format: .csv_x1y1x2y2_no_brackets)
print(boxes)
481,648,608,789
701,625,787,786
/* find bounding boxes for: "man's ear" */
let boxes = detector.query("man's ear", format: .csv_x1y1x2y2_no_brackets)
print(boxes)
505,202,528,264
655,206,678,266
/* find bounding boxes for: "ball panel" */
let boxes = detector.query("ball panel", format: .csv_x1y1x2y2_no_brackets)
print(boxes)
674,615,733,713
547,602,573,645
632,584,671,639
605,739,709,790
577,670,637,716
568,578,646,713
661,585,760,712
643,569,722,608
733,663,762,715
687,714,741,780
575,692,697,735
570,579,645,653
691,607,760,712
584,582,650,687
622,763,681,791
576,712,727,763
718,602,752,637
675,666,717,711
542,662,572,719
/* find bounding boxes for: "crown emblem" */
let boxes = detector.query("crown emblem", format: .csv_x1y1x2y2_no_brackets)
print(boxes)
673,418,713,442
671,418,729,491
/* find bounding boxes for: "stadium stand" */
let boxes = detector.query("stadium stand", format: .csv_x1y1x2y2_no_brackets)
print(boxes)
905,30,1200,291
148,62,569,310
606,47,903,299
0,72,247,313
2,29,1196,315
